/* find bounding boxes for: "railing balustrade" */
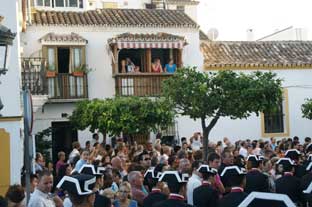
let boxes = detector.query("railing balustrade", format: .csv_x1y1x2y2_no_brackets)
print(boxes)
114,73,173,97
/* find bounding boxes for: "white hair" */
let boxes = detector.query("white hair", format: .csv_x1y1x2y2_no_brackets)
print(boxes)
127,171,141,184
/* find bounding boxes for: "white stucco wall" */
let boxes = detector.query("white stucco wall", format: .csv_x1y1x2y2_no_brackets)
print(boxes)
24,25,202,145
22,26,203,100
0,0,23,186
0,122,24,184
185,5,198,22
177,69,312,143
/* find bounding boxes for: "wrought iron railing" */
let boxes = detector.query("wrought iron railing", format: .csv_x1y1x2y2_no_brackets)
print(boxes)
21,57,46,95
114,73,173,97
21,58,88,99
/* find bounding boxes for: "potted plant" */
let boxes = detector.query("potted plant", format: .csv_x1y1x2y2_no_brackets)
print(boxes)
46,65,57,78
72,64,92,77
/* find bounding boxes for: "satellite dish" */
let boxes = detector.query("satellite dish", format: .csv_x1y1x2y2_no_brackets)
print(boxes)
207,28,219,41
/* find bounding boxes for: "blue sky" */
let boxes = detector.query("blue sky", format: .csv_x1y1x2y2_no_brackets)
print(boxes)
198,0,312,40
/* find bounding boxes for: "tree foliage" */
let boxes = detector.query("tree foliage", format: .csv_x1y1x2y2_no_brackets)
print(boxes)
162,67,283,159
69,97,175,138
302,99,312,120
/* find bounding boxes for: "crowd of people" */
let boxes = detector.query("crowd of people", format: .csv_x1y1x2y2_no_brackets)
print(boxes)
2,133,312,207
121,58,177,73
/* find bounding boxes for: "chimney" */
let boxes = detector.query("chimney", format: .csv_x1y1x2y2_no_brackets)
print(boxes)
246,29,254,41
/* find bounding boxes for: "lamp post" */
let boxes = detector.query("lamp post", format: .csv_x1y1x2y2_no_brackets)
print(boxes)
0,16,16,116
0,16,16,76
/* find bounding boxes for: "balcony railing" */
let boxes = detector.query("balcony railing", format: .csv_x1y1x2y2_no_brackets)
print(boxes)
21,58,88,100
46,74,88,100
21,58,46,95
114,73,173,97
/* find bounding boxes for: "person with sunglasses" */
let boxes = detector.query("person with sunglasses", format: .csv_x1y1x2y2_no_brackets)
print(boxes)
113,182,137,207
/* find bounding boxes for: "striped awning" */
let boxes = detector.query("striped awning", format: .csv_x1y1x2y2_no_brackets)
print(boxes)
109,33,187,49
116,41,185,49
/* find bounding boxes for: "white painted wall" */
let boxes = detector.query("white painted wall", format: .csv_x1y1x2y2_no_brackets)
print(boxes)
0,122,23,184
185,5,198,22
177,69,312,143
24,25,202,145
0,0,23,185
23,26,203,100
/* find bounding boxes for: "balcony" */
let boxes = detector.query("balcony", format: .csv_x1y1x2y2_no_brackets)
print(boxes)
21,58,88,101
114,73,173,97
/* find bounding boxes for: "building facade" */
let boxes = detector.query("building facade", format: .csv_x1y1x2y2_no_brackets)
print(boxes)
0,0,24,195
21,5,203,162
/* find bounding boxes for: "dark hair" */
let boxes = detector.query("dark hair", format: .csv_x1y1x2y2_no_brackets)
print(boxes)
93,133,99,139
85,141,90,145
293,136,299,141
35,152,42,161
5,184,25,204
21,173,38,187
191,160,202,170
193,150,203,161
69,193,89,206
228,175,245,187
38,169,52,180
305,137,311,143
0,196,8,207
208,152,221,163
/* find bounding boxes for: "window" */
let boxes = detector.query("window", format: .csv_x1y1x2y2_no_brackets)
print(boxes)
103,2,118,8
47,48,55,70
44,46,84,73
263,103,284,133
36,0,51,6
177,5,185,12
73,48,82,68
55,0,65,7
68,0,78,7
261,89,289,137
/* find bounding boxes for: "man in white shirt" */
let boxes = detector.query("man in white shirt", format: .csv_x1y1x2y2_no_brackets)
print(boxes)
186,160,203,205
239,141,248,158
28,170,62,207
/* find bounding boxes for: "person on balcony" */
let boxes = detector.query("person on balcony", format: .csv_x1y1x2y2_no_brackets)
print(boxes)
164,59,177,73
152,58,163,73
126,58,136,73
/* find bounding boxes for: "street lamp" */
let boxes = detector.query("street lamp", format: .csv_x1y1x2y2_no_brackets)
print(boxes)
0,16,16,76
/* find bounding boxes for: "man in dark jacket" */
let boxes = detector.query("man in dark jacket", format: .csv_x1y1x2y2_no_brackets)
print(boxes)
218,166,248,207
245,155,269,193
143,166,167,207
193,165,219,207
275,158,302,204
153,171,192,207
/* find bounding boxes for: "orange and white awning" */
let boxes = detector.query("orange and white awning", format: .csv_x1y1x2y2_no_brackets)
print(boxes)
116,41,185,49
108,33,187,49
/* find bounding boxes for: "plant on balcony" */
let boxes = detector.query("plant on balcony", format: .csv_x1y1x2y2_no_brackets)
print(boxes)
162,67,283,160
69,97,175,144
72,64,92,77
302,99,312,120
46,65,57,78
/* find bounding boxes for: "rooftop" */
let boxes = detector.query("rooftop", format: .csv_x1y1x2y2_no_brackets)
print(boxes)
31,8,198,28
201,41,312,69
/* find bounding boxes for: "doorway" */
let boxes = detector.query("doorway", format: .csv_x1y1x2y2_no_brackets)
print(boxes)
57,48,70,73
51,121,78,164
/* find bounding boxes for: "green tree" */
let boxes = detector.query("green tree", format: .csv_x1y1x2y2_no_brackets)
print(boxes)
162,67,283,160
302,99,312,119
69,97,174,142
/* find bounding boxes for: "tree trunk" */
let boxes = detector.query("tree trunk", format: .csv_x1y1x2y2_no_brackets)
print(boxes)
202,116,220,161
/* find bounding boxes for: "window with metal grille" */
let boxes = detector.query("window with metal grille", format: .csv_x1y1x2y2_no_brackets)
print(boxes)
263,102,284,133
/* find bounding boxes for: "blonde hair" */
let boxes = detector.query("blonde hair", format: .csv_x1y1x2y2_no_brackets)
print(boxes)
119,181,132,199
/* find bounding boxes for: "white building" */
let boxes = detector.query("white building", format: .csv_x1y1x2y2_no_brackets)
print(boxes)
21,1,203,162
0,0,23,195
200,41,312,142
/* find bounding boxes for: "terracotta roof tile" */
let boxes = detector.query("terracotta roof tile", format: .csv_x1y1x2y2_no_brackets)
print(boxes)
201,41,312,69
31,9,198,28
